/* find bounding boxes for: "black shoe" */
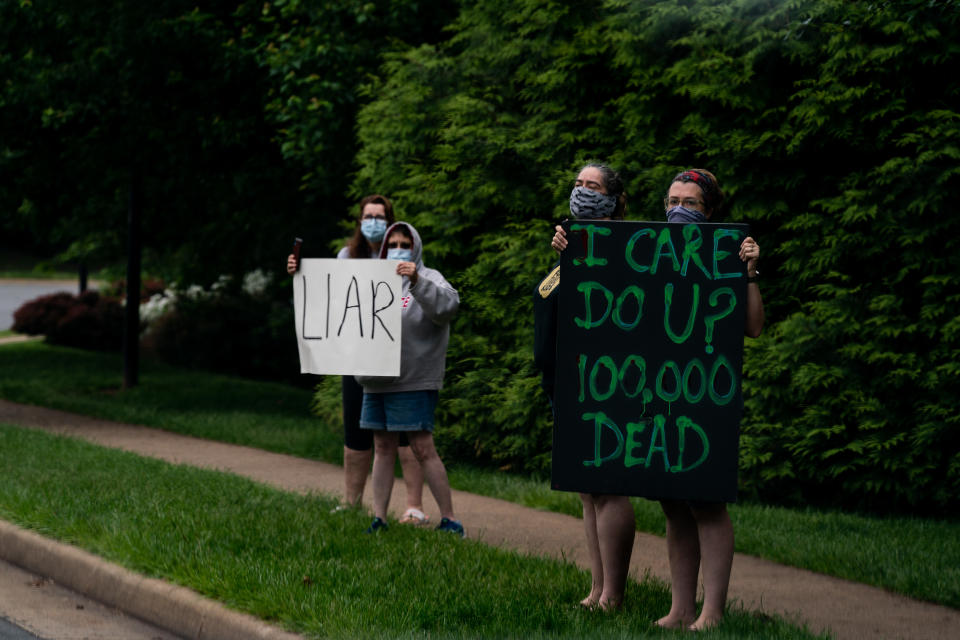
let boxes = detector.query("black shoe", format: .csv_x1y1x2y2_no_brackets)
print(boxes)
435,517,465,537
365,517,388,534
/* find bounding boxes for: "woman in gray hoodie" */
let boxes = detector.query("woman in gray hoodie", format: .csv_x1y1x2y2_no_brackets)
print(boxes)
356,221,464,536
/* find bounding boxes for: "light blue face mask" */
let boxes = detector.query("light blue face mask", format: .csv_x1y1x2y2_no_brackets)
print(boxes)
361,218,387,242
666,205,707,224
386,248,413,261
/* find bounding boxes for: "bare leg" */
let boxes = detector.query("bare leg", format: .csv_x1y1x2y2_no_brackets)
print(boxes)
594,494,635,610
398,445,425,511
580,493,603,608
343,446,372,506
406,431,454,519
656,500,699,629
689,503,734,631
370,432,399,520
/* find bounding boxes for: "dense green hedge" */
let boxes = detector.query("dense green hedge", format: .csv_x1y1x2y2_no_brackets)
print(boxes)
310,0,960,514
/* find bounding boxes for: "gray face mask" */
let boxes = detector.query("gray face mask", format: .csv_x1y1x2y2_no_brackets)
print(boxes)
569,186,617,219
666,205,707,224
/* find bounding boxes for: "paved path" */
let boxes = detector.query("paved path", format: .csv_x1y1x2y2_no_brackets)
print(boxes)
0,399,957,639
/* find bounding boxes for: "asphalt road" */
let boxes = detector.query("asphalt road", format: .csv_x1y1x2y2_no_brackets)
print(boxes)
0,558,181,640
0,615,43,640
0,279,81,331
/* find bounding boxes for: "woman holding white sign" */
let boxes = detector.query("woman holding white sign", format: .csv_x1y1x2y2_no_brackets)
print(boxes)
536,163,636,611
356,221,464,537
287,195,428,524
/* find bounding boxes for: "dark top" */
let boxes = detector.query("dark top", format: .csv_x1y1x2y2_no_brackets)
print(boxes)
532,262,560,401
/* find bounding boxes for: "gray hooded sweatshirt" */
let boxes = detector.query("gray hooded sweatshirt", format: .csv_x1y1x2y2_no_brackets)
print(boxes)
355,221,459,393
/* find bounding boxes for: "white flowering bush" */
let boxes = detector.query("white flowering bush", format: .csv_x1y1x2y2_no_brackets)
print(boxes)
139,268,298,382
139,270,273,333
140,291,178,327
242,269,270,298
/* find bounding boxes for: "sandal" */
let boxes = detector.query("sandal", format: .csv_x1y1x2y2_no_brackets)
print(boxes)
399,507,430,525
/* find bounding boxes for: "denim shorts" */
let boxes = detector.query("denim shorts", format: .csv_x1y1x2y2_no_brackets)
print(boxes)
359,390,439,433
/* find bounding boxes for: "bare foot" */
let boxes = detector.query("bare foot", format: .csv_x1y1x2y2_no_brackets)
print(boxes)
597,596,622,612
689,614,722,632
579,590,601,609
655,614,693,629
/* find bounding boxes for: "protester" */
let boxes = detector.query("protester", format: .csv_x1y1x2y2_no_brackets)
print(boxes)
535,163,636,610
654,169,763,631
287,195,428,524
355,221,464,536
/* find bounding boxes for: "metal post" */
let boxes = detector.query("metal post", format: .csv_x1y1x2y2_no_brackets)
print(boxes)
78,262,88,294
123,170,142,389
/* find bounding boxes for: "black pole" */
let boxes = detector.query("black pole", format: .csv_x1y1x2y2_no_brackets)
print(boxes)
78,262,88,294
123,170,142,389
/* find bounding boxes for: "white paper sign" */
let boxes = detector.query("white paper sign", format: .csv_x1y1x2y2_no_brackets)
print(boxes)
293,259,402,376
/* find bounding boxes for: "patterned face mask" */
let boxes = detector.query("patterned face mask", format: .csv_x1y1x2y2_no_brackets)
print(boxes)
569,186,617,219
361,218,388,242
666,205,707,224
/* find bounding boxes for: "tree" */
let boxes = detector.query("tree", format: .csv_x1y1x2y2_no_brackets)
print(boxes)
0,0,456,282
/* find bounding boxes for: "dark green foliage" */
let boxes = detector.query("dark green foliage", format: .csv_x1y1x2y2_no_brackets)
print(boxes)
0,0,305,281
0,0,456,283
326,0,960,512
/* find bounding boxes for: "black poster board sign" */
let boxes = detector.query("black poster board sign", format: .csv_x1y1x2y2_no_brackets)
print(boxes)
551,220,750,503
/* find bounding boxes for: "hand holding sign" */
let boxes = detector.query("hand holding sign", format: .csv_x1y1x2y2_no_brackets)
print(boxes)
552,220,750,502
293,259,402,376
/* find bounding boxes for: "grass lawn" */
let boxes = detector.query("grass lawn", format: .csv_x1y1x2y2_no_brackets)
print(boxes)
0,341,958,611
0,425,824,639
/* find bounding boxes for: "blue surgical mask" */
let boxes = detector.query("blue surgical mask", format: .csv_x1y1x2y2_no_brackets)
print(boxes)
386,248,413,261
361,218,387,242
570,186,617,219
666,205,707,224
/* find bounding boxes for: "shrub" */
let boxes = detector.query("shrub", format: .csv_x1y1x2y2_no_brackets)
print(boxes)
142,274,304,385
48,291,124,351
12,292,76,335
13,291,124,351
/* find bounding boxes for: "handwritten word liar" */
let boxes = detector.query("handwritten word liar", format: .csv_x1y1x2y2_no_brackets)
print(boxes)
582,411,709,473
301,274,396,341
571,223,744,280
577,353,736,407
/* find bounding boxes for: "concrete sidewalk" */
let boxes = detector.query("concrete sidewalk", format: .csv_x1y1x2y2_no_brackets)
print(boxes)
0,399,957,639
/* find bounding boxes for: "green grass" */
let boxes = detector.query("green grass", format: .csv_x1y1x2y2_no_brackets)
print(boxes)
0,425,822,639
444,470,960,609
0,341,958,610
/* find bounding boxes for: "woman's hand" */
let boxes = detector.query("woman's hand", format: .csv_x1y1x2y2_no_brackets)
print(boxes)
286,253,298,275
396,261,418,286
551,225,568,254
739,237,760,277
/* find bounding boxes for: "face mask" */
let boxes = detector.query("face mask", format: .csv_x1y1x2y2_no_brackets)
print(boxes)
569,186,617,219
361,218,387,242
666,205,707,224
386,248,413,262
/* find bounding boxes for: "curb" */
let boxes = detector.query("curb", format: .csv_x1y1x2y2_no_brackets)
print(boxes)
0,520,304,640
